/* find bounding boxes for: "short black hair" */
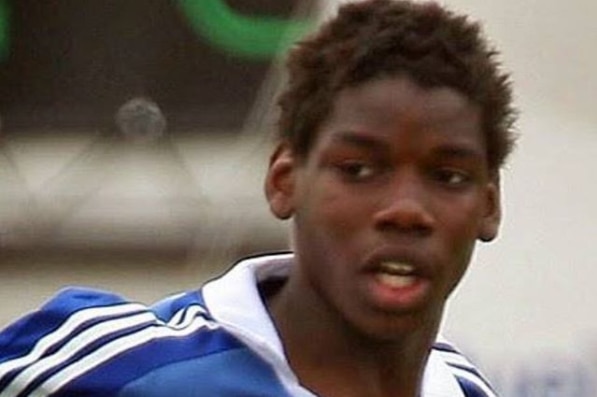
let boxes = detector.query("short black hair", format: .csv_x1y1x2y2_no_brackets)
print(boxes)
276,0,516,170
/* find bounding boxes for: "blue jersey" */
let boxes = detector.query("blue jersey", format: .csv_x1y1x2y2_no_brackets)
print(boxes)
0,253,497,396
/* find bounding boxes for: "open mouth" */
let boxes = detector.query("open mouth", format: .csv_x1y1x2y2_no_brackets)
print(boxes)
374,261,417,289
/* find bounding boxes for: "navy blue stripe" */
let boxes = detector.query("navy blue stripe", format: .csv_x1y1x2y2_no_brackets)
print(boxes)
150,290,210,322
0,310,147,390
456,375,492,397
432,341,459,354
10,319,153,397
448,363,493,388
0,288,132,365
432,342,497,395
0,289,145,392
448,364,493,391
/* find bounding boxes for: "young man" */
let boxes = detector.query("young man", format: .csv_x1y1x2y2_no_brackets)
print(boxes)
0,0,515,396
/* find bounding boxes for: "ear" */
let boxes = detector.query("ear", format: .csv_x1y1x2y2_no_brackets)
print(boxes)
264,142,297,220
478,174,502,242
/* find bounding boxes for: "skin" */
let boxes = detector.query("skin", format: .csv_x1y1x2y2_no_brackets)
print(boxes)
265,76,501,397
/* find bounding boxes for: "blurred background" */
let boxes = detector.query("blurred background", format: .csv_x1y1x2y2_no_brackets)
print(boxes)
0,0,595,395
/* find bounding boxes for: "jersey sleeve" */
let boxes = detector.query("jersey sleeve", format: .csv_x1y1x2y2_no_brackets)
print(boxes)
0,287,233,397
0,287,291,397
0,287,154,395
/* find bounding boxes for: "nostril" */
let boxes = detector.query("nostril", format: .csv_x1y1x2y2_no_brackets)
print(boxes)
373,198,435,236
376,218,433,237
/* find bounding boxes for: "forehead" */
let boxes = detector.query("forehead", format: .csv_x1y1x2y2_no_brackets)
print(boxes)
314,76,485,155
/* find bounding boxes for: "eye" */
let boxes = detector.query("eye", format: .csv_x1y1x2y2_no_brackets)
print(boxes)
336,161,377,181
433,168,472,187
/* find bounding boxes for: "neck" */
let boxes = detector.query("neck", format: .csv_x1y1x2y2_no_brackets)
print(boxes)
266,274,440,397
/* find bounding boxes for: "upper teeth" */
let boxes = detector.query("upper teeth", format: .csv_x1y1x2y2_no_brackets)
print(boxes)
379,261,414,275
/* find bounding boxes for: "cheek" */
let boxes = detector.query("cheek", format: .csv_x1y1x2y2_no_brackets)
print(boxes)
436,199,485,290
293,182,370,279
438,193,486,241
299,183,372,244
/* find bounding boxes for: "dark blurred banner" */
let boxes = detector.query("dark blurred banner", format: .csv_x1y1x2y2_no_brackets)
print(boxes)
0,0,315,134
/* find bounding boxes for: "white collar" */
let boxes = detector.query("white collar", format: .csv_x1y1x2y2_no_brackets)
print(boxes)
202,253,293,360
202,253,464,397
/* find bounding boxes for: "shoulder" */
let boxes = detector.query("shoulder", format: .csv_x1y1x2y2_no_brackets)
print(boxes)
0,287,144,363
431,340,499,397
0,287,247,396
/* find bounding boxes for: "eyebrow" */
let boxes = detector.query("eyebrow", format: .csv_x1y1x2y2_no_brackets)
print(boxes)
431,145,486,162
328,131,389,152
330,132,485,157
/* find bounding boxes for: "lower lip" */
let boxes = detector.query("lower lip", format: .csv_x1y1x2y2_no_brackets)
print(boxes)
364,273,431,311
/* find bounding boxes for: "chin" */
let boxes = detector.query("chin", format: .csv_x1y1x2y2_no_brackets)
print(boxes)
349,311,437,344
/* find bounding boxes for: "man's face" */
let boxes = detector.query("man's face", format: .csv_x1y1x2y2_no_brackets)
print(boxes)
266,76,500,339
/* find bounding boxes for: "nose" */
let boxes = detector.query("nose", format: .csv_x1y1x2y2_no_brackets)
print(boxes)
372,172,435,236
